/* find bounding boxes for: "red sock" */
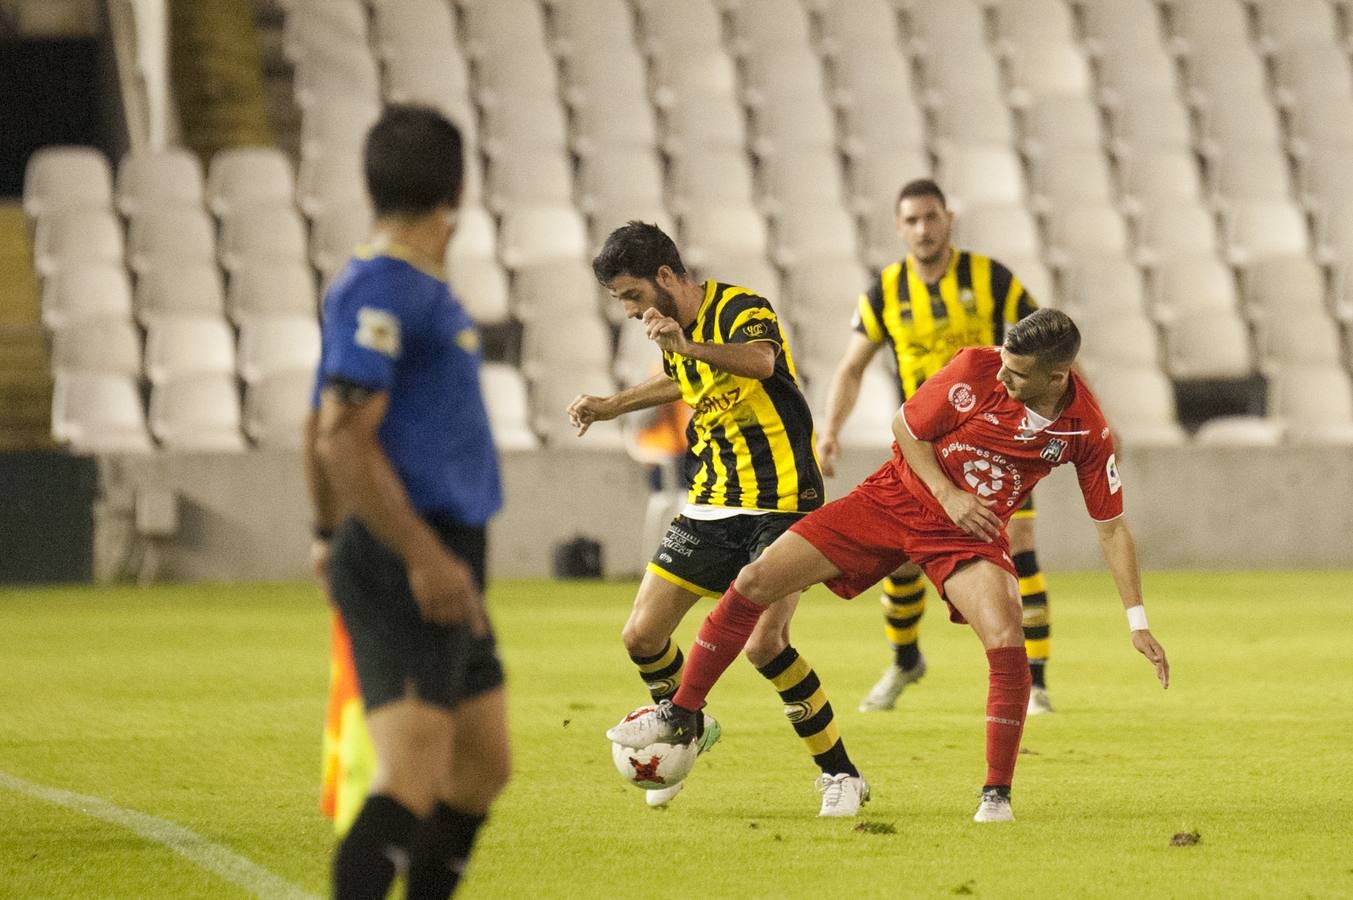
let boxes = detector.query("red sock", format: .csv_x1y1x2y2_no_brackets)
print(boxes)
672,587,766,711
984,645,1031,787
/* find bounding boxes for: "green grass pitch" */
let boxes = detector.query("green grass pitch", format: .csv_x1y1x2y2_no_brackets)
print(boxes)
1,571,1350,898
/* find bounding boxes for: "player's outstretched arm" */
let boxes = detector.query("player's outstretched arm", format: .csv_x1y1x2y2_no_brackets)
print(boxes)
567,373,682,436
1094,516,1169,689
818,334,879,477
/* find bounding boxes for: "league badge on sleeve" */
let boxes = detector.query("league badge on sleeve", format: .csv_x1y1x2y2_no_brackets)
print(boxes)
1106,453,1122,494
355,307,401,357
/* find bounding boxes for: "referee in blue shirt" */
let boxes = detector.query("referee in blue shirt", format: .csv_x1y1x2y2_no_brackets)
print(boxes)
304,105,508,900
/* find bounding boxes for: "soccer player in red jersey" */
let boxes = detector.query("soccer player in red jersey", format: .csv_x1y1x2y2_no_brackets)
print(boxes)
607,308,1170,822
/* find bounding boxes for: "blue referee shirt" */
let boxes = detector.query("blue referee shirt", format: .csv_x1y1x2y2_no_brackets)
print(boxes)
313,245,503,527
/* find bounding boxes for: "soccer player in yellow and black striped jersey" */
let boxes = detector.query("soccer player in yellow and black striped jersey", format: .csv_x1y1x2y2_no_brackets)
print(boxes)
569,221,868,816
816,179,1057,716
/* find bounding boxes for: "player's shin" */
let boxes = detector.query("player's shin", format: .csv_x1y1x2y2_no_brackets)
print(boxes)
631,638,684,704
333,794,417,899
1015,551,1051,688
983,645,1031,789
405,803,486,899
758,646,859,777
672,587,766,711
882,574,926,670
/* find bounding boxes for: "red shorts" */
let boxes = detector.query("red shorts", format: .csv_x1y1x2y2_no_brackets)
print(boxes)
789,461,1016,622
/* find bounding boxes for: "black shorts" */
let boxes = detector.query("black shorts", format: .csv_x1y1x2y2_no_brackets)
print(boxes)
328,515,505,712
647,512,802,597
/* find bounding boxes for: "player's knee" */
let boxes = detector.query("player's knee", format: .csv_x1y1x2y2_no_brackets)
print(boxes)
732,558,779,604
620,620,666,659
744,633,787,668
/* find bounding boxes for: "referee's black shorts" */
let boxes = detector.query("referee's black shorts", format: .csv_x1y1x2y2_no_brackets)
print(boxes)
329,514,505,712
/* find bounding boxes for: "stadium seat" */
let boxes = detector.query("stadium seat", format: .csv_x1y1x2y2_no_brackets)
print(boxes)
810,364,897,449
136,263,227,327
635,0,723,55
498,206,588,270
1021,96,1104,156
729,0,812,58
1078,364,1187,446
298,98,381,161
759,148,845,214
281,0,367,64
243,370,314,450
771,203,859,267
930,95,1016,148
1028,147,1117,211
1162,310,1255,380
920,43,1004,106
51,320,141,377
571,97,659,157
127,208,216,276
115,148,204,217
1268,363,1353,443
748,91,837,158
309,202,371,277
1198,99,1285,162
741,49,828,111
461,0,548,60
218,205,308,273
227,261,317,324
370,0,455,59
1182,48,1271,111
473,46,560,109
1135,204,1220,263
783,257,871,323
694,255,784,310
512,260,602,322
1168,0,1252,52
484,148,573,212
1002,255,1056,306
550,0,635,59
680,206,770,268
952,205,1041,262
1223,200,1310,264
1107,95,1194,154
383,52,473,122
1058,256,1149,320
481,97,569,159
837,89,927,159
149,373,248,452
907,0,987,57
1003,42,1094,106
1080,0,1168,55
825,26,912,96
1119,149,1204,209
1256,311,1344,370
33,208,123,278
51,371,153,453
1076,312,1162,368
479,362,540,450
41,264,133,329
562,48,649,111
23,145,112,219
448,257,511,326
1253,0,1342,51
576,149,665,215
668,149,757,213
520,315,613,382
1300,149,1353,214
588,204,677,248
237,317,321,384
1241,256,1328,320
144,317,236,385
661,94,748,157
529,366,624,448
1095,43,1180,105
297,152,367,219
1270,43,1353,109
1152,257,1241,322
206,146,295,217
989,0,1076,49
934,145,1026,209
1044,203,1131,262
447,205,497,265
1192,415,1286,446
1286,97,1353,158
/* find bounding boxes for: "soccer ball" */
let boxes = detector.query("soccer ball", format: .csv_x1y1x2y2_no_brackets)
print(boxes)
610,706,699,790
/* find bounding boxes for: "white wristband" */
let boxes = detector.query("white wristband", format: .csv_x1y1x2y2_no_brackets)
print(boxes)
1126,605,1149,632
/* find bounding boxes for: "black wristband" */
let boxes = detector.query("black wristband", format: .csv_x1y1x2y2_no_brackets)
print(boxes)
313,526,334,541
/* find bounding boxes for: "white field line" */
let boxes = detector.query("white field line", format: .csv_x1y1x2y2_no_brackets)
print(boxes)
0,770,319,900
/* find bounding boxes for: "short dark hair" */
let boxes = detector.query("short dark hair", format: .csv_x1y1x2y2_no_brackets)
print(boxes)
364,104,463,216
591,221,688,284
897,178,947,210
1004,308,1081,368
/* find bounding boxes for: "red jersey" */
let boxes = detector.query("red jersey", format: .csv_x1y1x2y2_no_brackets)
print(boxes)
896,347,1123,524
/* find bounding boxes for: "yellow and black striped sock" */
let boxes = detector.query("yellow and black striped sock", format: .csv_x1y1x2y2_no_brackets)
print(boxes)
1015,550,1050,689
630,639,684,704
882,573,926,670
757,646,858,777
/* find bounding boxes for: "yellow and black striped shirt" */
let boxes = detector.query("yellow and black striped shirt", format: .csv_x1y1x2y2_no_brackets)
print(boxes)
854,248,1036,398
663,281,823,513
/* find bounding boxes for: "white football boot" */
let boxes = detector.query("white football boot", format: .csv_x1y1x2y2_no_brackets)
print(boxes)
644,712,721,808
858,655,927,712
816,773,870,817
607,699,699,747
973,788,1015,822
1027,686,1054,715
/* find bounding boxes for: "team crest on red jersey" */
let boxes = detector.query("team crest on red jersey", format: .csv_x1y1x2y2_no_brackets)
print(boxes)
948,382,976,412
1040,438,1067,462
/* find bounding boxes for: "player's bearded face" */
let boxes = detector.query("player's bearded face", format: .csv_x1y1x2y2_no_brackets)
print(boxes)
651,282,679,319
897,196,952,266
